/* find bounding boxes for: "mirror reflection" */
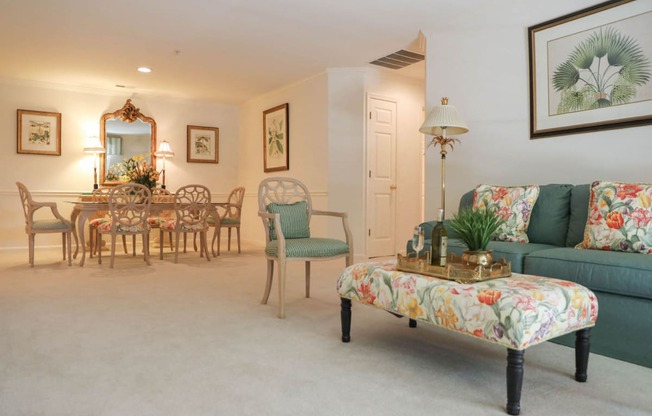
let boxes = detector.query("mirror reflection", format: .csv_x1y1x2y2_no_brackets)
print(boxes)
99,99,157,185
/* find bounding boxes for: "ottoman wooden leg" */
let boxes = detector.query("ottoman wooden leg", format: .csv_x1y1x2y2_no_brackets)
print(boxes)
575,328,591,382
506,349,524,415
341,298,351,343
409,318,417,328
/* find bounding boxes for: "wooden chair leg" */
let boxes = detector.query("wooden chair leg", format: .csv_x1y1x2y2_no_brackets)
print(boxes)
211,227,218,257
261,259,274,304
122,235,128,254
278,260,286,319
143,233,151,265
132,235,136,256
305,261,311,298
110,234,117,268
61,233,65,260
236,227,241,253
202,231,210,261
66,231,72,266
174,232,181,263
97,232,102,265
228,228,232,251
159,229,164,260
28,233,35,267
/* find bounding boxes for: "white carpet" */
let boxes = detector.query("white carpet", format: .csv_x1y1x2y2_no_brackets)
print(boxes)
1,244,651,416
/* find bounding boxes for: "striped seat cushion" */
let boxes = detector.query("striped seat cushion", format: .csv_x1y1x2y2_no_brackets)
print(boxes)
207,217,240,226
265,238,349,258
32,219,70,231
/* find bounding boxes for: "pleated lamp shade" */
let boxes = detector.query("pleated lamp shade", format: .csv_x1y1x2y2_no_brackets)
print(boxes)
419,97,469,136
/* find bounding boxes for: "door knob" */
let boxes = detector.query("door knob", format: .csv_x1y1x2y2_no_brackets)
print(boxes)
390,185,397,190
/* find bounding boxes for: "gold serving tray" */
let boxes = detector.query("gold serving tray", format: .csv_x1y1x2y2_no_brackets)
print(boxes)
396,253,511,284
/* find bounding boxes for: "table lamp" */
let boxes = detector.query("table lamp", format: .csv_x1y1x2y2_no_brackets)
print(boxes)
83,136,106,190
419,97,468,216
154,140,174,189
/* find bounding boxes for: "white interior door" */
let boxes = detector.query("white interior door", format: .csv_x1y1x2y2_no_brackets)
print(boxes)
366,96,397,258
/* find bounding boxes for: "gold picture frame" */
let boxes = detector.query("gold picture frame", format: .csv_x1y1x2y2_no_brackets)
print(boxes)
263,103,289,172
187,125,219,163
528,0,652,138
17,109,62,155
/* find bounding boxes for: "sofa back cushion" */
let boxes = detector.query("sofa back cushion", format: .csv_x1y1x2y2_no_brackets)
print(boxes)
527,184,573,247
459,184,572,246
566,184,590,247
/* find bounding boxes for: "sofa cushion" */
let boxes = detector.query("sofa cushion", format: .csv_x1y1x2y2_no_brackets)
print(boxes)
566,184,590,247
524,247,652,301
447,238,556,274
526,184,573,246
473,184,540,243
577,181,652,254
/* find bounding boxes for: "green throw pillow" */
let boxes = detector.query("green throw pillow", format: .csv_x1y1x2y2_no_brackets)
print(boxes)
267,201,310,240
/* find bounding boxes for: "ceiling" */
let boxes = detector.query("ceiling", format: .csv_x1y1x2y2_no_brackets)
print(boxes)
0,0,485,104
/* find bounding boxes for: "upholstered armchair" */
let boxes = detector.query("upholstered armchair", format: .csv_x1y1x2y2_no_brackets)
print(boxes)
16,181,73,267
258,177,353,318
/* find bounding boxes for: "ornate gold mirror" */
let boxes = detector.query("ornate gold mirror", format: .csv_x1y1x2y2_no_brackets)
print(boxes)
99,99,157,185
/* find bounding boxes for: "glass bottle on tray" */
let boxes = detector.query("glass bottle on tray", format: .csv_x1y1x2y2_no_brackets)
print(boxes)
430,208,447,266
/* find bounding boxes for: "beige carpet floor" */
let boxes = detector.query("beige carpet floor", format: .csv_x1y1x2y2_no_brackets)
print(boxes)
1,242,651,416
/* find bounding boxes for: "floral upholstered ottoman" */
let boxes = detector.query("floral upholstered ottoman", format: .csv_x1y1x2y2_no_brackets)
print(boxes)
337,260,599,415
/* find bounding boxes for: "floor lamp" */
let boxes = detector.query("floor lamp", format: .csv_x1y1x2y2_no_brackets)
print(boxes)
83,136,106,190
155,140,174,189
419,97,468,216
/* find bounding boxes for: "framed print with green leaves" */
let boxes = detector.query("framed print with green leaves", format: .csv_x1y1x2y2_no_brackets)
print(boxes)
17,109,62,155
528,0,652,138
263,103,289,172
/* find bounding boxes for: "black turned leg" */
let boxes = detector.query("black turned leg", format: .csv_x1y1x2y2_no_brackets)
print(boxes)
409,318,417,328
341,298,351,343
575,328,591,382
506,349,524,415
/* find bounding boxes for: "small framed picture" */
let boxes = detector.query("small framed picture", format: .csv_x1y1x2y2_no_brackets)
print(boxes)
187,125,219,163
17,109,62,155
263,103,289,172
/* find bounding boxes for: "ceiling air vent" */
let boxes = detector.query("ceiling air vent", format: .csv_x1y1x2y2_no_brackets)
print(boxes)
370,49,424,70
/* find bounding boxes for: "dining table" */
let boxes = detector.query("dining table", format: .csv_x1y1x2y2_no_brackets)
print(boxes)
68,199,221,266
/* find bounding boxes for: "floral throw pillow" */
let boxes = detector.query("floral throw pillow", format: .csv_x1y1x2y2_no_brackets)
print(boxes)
577,181,652,254
473,184,540,243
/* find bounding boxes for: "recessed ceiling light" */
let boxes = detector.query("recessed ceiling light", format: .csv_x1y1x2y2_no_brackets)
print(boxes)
137,67,152,73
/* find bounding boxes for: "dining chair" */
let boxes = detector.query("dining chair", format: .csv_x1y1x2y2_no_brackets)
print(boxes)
208,186,245,256
16,181,73,267
159,184,212,263
89,187,127,258
96,183,152,268
148,186,175,252
258,177,353,318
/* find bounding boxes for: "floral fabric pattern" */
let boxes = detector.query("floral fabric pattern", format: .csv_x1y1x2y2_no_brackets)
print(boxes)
337,261,598,350
473,184,540,243
577,180,652,254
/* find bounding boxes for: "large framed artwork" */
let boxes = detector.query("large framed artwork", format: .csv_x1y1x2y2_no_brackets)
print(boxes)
187,125,219,163
528,0,652,138
17,109,62,155
263,103,289,172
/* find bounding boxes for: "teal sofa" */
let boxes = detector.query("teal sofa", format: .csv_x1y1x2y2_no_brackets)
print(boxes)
410,184,652,368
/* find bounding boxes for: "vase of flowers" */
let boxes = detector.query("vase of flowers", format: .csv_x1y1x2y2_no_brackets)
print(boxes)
447,207,505,267
106,154,159,190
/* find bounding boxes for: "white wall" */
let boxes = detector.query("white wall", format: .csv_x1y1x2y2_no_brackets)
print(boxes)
238,73,330,246
423,0,652,219
0,80,239,250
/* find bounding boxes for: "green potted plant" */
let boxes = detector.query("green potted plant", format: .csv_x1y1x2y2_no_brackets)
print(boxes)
447,207,505,267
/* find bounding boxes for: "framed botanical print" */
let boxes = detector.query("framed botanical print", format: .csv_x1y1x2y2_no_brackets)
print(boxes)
17,109,62,155
263,103,289,172
187,125,219,163
528,0,652,138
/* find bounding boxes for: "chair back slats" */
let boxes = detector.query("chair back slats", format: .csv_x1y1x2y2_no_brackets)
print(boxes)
16,181,32,224
174,184,211,227
225,187,245,219
258,177,312,216
108,184,151,230
91,187,112,203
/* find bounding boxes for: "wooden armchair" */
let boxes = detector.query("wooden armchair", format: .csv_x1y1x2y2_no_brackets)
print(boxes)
258,177,353,318
209,186,245,256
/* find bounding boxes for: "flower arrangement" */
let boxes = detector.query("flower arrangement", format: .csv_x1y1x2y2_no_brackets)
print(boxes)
106,154,159,189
